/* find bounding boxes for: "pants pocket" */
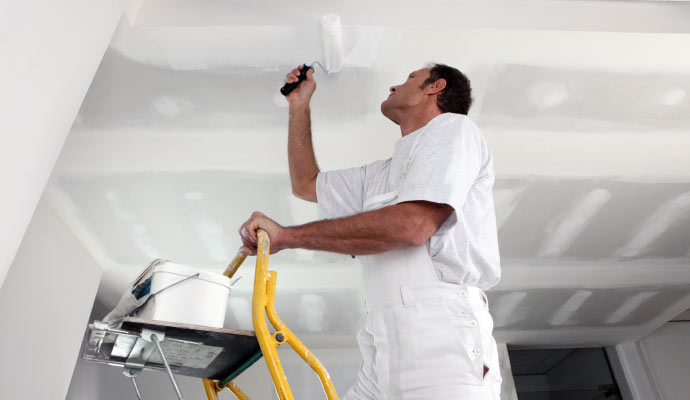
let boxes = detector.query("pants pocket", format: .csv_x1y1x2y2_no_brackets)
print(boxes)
397,300,484,394
443,297,486,384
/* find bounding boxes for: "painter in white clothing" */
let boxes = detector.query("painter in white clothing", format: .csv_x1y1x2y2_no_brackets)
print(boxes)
240,64,502,399
317,112,500,289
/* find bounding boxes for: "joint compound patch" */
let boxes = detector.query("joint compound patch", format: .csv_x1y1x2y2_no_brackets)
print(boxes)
148,341,223,369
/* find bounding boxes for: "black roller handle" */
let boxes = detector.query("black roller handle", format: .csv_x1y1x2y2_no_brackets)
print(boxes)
280,64,313,96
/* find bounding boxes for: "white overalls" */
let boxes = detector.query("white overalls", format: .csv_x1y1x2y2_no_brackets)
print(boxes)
342,131,502,400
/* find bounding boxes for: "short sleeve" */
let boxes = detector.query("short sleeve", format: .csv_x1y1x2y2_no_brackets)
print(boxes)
394,117,484,232
315,166,366,219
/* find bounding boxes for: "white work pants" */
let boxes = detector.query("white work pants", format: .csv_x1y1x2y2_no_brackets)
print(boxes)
343,243,502,400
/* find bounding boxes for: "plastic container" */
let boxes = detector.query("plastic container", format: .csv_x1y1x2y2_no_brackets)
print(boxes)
136,262,232,328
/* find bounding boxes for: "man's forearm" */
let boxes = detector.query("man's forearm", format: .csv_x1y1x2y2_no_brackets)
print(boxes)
279,205,420,255
288,106,319,200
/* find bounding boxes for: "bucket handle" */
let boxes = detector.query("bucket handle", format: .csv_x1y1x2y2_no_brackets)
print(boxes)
149,272,200,298
131,273,200,316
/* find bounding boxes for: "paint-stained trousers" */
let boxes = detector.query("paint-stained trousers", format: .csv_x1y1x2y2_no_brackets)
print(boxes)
343,283,502,400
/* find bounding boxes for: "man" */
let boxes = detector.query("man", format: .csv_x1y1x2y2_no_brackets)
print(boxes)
239,63,502,399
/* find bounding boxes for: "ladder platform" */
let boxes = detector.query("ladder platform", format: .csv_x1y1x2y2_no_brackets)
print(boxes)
83,317,262,380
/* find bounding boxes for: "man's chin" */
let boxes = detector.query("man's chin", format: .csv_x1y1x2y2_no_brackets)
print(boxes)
380,105,399,125
380,99,393,116
380,102,391,119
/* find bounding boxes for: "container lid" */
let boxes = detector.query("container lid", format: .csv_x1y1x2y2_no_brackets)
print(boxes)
152,261,232,289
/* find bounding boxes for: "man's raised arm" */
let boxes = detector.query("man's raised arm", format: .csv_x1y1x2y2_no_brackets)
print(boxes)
285,65,319,203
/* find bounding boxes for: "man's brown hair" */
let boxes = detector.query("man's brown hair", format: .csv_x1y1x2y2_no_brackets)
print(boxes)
421,63,473,115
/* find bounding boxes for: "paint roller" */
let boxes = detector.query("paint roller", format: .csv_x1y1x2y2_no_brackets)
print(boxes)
280,14,344,96
227,16,343,276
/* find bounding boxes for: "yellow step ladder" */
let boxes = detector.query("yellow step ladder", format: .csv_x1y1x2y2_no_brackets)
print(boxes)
202,229,339,400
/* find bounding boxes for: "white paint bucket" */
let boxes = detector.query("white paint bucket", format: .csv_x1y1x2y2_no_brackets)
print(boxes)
136,262,232,328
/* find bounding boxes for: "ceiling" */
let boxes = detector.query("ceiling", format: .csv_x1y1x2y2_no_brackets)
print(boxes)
47,0,690,348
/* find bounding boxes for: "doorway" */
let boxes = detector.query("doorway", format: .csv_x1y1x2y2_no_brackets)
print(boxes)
508,347,622,400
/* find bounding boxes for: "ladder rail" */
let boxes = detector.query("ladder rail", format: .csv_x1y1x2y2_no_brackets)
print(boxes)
204,229,338,400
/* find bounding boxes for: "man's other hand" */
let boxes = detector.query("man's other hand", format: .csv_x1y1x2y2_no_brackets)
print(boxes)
238,211,288,255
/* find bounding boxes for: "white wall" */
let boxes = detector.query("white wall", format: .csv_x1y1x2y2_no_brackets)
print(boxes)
637,322,690,400
0,198,103,399
610,321,690,400
0,0,121,289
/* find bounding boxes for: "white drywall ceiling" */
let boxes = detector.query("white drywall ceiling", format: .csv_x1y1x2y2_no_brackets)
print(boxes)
48,0,690,347
132,0,690,33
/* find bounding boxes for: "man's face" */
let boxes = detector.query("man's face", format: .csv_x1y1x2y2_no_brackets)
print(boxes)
380,68,432,122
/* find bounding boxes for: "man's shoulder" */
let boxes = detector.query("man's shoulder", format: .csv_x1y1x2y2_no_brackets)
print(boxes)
364,158,392,174
438,113,480,132
426,113,482,143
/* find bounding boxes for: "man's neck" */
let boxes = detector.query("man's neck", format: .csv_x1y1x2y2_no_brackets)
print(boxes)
398,109,443,137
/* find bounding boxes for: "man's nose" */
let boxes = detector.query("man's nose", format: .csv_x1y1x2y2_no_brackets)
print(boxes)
389,86,397,93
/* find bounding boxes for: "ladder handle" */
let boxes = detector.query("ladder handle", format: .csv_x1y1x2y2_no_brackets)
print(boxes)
252,230,296,399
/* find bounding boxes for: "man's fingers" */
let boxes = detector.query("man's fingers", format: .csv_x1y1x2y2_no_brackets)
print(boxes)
285,67,302,83
239,246,257,256
239,212,278,256
285,64,312,84
248,219,260,242
239,224,256,244
240,235,253,249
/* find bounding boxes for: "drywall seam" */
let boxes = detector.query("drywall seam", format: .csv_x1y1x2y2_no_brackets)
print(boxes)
617,191,690,258
496,262,690,290
605,292,658,325
539,188,612,257
550,290,593,326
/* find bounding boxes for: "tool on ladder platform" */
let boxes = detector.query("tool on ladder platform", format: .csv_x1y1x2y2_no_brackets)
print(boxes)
82,229,339,399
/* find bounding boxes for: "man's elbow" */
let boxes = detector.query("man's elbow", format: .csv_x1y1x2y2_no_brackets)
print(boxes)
398,201,453,247
403,221,435,247
292,188,315,202
291,176,318,203
292,188,309,201
406,230,432,247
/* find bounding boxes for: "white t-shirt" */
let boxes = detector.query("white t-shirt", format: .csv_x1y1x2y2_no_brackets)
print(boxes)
315,113,500,290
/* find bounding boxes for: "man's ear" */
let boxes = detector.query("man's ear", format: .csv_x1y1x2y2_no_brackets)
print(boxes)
425,78,446,95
